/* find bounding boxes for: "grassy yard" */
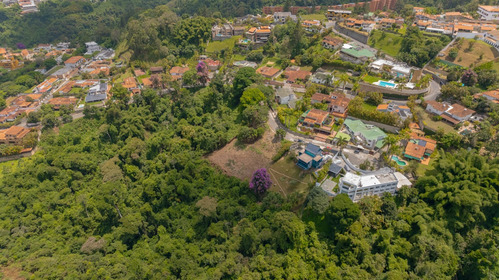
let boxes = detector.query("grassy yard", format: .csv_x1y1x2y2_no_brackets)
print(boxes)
361,102,377,111
416,107,456,134
115,72,133,83
398,24,407,35
300,13,326,21
368,30,403,57
416,153,439,177
362,74,380,83
206,36,240,53
268,156,314,197
442,38,499,68
232,54,246,61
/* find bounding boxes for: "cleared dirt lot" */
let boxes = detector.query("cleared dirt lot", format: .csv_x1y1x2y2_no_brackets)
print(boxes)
207,128,281,181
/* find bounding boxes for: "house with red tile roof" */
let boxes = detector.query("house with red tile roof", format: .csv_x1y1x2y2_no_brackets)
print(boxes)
0,126,31,145
474,89,499,104
64,56,85,68
256,66,280,78
170,66,190,81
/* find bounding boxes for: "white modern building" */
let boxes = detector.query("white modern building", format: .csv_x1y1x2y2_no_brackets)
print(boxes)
370,59,414,79
339,171,411,202
273,12,297,24
477,5,499,21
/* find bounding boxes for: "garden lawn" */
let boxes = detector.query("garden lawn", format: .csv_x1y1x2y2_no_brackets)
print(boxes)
206,36,240,53
300,13,326,21
362,74,380,83
416,107,456,134
368,30,403,57
268,156,314,197
361,102,377,111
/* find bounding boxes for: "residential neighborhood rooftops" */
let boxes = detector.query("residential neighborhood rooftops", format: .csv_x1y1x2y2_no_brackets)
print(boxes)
479,5,499,12
64,56,85,65
426,100,450,112
256,66,280,78
447,103,476,118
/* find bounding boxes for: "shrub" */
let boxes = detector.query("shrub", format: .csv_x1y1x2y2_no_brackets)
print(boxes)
237,126,265,143
272,140,292,162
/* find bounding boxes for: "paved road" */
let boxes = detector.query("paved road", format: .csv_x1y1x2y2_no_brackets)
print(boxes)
267,111,334,148
424,80,441,101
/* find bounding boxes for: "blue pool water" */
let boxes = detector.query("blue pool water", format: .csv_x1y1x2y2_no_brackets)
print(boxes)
379,81,396,88
391,155,407,166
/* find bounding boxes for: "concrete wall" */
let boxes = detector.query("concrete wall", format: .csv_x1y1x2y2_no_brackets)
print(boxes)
334,23,369,44
358,82,429,96
346,116,400,133
0,150,34,163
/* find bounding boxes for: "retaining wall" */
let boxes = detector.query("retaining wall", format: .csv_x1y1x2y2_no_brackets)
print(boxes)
334,24,369,44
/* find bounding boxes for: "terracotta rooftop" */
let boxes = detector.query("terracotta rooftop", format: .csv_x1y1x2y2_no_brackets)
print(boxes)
447,103,475,118
64,56,85,64
479,5,499,12
427,100,450,112
405,142,426,159
311,93,330,103
257,67,280,78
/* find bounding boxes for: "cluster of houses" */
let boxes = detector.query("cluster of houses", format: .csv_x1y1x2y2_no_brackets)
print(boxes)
2,0,39,14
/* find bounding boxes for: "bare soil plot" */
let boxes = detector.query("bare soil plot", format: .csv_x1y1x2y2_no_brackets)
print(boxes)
207,129,281,181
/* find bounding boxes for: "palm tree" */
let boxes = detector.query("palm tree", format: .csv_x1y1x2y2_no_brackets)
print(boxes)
352,81,360,94
382,134,398,154
339,73,350,92
337,136,348,151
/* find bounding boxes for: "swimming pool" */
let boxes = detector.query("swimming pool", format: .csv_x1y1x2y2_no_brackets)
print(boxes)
379,81,397,88
391,155,407,166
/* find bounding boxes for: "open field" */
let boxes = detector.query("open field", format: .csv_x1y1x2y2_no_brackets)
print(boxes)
268,156,314,197
416,107,456,134
206,36,240,53
442,38,499,68
368,30,403,57
207,128,281,181
300,13,326,21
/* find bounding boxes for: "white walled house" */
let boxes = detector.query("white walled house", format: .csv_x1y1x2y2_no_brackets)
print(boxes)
339,171,411,202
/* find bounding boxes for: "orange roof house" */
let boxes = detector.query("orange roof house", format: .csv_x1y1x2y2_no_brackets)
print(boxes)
170,66,189,81
0,126,31,145
122,77,138,90
64,56,85,66
474,89,499,103
256,66,280,78
48,97,78,110
403,133,437,164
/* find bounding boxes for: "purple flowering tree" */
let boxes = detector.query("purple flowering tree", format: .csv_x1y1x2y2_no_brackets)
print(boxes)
196,61,209,85
461,69,478,87
249,168,272,199
16,43,26,49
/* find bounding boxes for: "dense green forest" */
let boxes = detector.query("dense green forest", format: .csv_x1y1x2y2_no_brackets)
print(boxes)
0,70,498,278
1,0,497,48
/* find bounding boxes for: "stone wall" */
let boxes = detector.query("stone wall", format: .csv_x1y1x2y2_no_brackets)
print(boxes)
334,24,369,44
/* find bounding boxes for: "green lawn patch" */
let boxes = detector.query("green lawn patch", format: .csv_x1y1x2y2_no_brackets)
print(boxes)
361,102,377,111
300,13,326,21
398,24,407,35
232,54,246,61
416,153,439,177
368,30,403,57
362,74,380,83
268,156,314,197
416,107,456,134
206,36,240,53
